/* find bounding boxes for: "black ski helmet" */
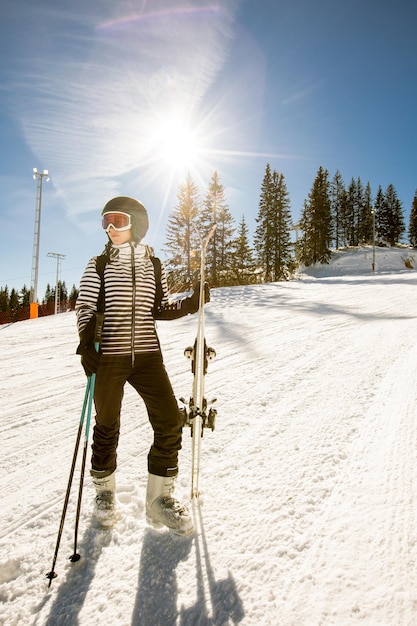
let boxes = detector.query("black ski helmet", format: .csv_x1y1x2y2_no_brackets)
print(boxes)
102,196,149,242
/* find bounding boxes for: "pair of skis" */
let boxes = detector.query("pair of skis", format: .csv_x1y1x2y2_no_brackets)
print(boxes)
180,226,217,499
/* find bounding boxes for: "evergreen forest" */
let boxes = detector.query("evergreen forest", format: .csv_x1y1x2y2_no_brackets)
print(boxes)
2,164,417,322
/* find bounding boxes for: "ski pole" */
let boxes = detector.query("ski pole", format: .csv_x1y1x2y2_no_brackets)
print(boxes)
46,376,92,586
70,313,104,562
69,369,96,562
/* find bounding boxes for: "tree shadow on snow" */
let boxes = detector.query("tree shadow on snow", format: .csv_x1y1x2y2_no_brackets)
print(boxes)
37,516,111,626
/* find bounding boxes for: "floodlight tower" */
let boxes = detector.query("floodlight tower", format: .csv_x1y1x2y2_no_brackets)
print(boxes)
47,252,66,315
30,167,50,318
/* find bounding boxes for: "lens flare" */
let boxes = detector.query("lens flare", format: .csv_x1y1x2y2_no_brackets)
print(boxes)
156,117,198,170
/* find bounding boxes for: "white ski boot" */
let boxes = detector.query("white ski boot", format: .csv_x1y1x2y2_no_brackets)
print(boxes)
92,471,116,528
146,473,193,536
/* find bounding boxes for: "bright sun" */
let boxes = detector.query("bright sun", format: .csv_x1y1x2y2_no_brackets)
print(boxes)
148,113,201,175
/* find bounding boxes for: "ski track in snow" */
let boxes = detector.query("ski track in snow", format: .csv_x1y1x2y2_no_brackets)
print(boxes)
1,262,417,625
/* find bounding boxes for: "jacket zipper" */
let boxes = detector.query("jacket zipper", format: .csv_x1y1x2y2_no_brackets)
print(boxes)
131,244,136,366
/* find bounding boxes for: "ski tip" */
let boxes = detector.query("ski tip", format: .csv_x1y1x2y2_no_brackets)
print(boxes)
69,553,81,562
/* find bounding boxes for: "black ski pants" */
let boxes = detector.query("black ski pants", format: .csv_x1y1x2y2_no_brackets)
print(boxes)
91,352,182,478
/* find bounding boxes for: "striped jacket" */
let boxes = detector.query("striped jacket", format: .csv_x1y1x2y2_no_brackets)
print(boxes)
75,242,187,357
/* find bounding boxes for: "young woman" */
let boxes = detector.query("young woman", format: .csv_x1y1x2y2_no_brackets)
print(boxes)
75,196,207,535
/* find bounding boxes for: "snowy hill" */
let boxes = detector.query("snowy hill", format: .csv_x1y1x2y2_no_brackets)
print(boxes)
299,244,416,278
1,247,417,625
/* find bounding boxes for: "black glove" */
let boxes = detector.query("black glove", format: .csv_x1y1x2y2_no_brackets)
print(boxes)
76,343,101,377
76,317,102,377
182,281,210,314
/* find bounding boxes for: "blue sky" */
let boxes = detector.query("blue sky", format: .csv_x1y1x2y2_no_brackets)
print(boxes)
1,0,416,297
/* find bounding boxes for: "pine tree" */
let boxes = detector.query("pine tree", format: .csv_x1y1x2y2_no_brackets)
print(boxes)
373,186,385,245
0,286,9,312
344,178,357,246
378,183,405,246
254,164,274,280
255,165,293,281
212,204,235,286
44,284,54,304
408,190,417,247
60,280,68,303
330,170,346,249
298,166,332,266
359,182,374,244
270,170,294,280
199,171,235,287
20,285,30,308
230,216,256,285
163,174,201,290
355,177,365,245
9,288,19,311
69,284,79,302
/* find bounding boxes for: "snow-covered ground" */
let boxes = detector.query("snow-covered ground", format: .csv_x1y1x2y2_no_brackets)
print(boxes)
1,247,417,626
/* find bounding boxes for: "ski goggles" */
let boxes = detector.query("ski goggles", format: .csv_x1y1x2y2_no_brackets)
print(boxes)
102,211,132,232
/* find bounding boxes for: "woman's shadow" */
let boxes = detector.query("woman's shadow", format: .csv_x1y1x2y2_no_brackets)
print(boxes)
132,506,244,626
132,528,193,626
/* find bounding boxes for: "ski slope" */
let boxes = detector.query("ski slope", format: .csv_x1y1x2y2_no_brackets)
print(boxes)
1,247,417,626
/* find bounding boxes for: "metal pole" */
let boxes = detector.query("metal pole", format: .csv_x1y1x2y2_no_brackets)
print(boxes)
46,377,92,586
371,209,376,271
47,252,66,314
30,168,49,318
